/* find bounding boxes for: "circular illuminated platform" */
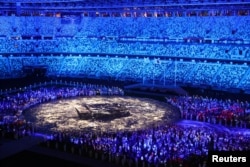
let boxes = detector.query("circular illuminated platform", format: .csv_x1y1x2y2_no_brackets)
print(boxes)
24,96,180,133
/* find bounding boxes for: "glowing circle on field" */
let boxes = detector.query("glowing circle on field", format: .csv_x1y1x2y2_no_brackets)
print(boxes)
24,96,179,133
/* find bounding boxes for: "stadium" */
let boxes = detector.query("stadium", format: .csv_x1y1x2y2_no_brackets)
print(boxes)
0,0,250,166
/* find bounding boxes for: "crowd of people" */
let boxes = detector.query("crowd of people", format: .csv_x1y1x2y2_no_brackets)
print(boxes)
0,82,249,166
41,119,250,167
34,90,249,167
0,3,249,167
0,82,124,139
166,95,250,128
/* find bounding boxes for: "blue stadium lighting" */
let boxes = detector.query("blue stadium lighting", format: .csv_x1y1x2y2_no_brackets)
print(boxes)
0,1,250,166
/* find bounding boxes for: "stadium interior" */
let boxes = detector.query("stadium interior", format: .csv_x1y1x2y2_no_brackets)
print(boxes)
0,0,250,167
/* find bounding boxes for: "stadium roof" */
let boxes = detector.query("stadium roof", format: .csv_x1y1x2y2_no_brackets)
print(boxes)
0,0,249,15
